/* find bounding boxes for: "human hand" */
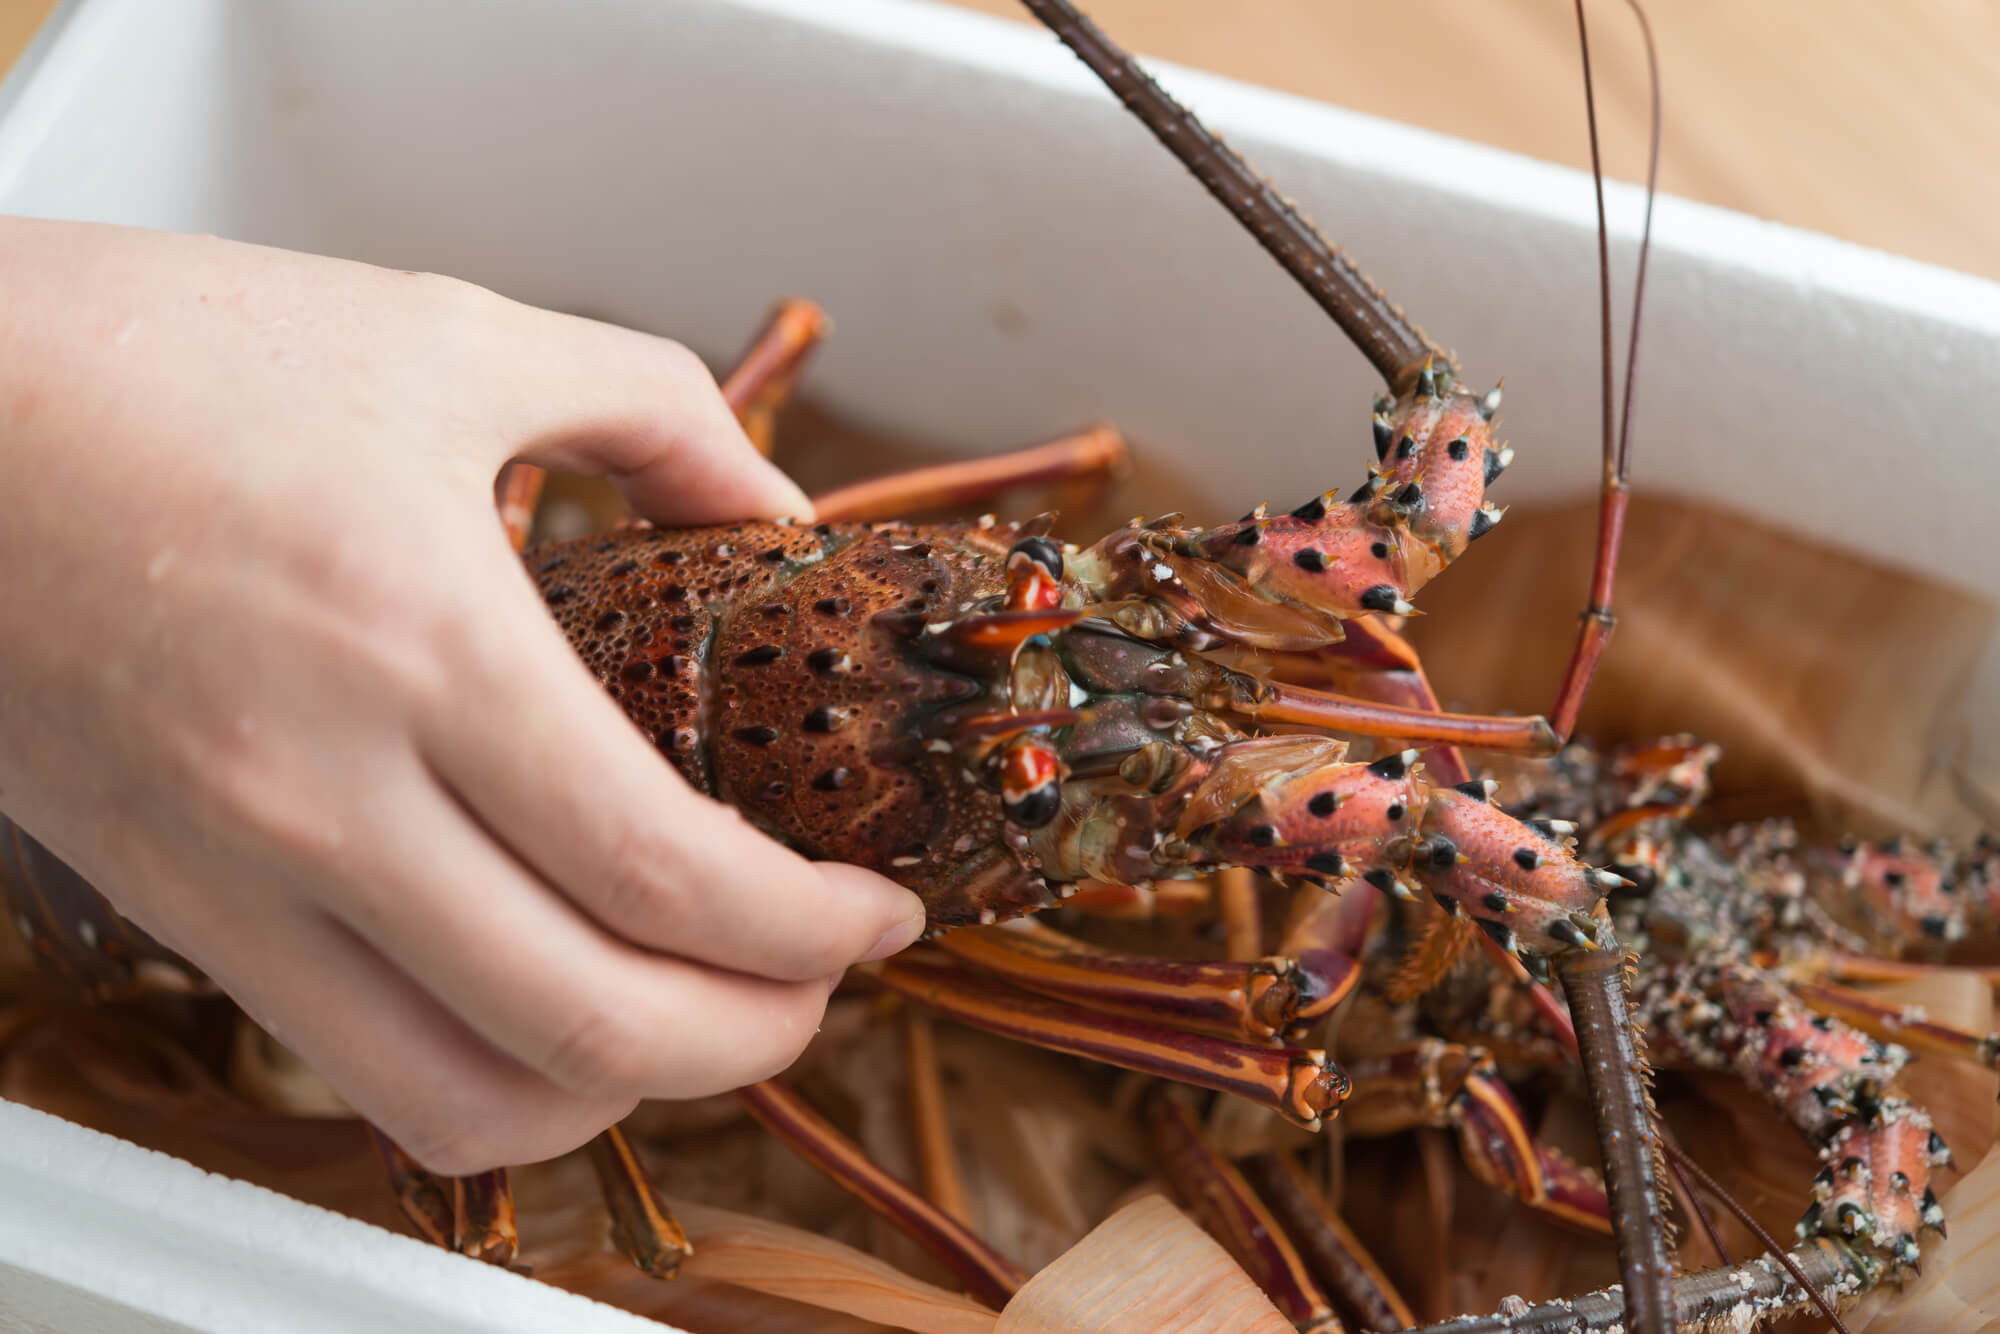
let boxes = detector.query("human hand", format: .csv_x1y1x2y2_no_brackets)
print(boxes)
0,218,926,1173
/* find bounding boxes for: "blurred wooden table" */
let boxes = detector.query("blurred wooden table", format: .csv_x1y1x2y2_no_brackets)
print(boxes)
4,0,1996,282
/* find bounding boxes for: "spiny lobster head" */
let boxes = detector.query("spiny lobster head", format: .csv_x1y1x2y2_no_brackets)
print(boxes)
1127,376,1510,647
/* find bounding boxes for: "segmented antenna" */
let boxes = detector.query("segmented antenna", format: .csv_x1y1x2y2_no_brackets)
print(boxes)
1662,1141,1855,1334
1017,0,1448,395
1615,0,1661,493
1545,0,1661,742
1556,947,1673,1334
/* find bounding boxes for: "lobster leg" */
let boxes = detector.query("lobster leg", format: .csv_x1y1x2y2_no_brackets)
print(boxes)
1148,1091,1344,1334
1342,1039,1611,1234
368,1127,457,1250
901,1006,974,1223
810,423,1128,523
1265,616,1474,788
1819,953,2000,990
720,297,830,456
1216,865,1264,962
586,1125,693,1278
1212,676,1558,758
932,918,1359,1043
872,950,1350,1128
368,1127,521,1269
736,1077,1027,1308
1241,1152,1420,1334
495,463,550,553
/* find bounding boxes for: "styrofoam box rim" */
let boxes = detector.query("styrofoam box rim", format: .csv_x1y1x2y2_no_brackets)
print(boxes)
0,1100,668,1333
717,0,2000,335
11,0,2000,332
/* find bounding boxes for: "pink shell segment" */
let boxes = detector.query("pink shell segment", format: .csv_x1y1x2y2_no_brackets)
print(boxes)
1412,786,1609,954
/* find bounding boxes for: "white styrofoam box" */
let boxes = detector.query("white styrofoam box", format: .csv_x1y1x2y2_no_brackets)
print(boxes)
1,0,1996,1328
0,1100,665,1333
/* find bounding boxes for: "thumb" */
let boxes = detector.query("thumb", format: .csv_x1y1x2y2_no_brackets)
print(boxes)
488,305,811,525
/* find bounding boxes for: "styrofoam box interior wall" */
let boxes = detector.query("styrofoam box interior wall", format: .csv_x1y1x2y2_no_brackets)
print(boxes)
1,0,1998,1327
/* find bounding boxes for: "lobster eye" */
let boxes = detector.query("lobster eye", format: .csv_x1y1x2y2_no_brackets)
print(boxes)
1000,735,1063,828
1007,536,1065,581
1003,783,1062,828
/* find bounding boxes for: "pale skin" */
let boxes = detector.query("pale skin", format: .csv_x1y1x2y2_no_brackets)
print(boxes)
0,217,928,1174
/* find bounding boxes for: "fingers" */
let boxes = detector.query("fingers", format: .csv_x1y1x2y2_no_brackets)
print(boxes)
482,302,811,525
176,892,633,1176
317,756,863,1104
418,563,926,983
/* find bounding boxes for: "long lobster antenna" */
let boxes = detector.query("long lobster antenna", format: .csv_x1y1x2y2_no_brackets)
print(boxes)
1662,1140,1854,1334
1016,0,1449,395
1615,0,1661,491
1555,947,1672,1334
1545,0,1661,740
1549,12,1674,1334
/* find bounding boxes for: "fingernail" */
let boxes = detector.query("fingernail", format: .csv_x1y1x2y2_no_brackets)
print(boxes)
860,907,926,962
753,461,815,522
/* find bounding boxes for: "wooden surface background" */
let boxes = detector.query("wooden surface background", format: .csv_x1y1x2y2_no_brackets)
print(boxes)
3,0,1997,283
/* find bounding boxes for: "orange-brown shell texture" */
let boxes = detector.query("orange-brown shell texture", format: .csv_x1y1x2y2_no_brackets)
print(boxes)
529,520,1051,925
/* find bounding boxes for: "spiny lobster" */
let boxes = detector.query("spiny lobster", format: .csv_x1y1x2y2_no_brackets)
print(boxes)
0,1,1969,1330
1385,736,2000,1332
